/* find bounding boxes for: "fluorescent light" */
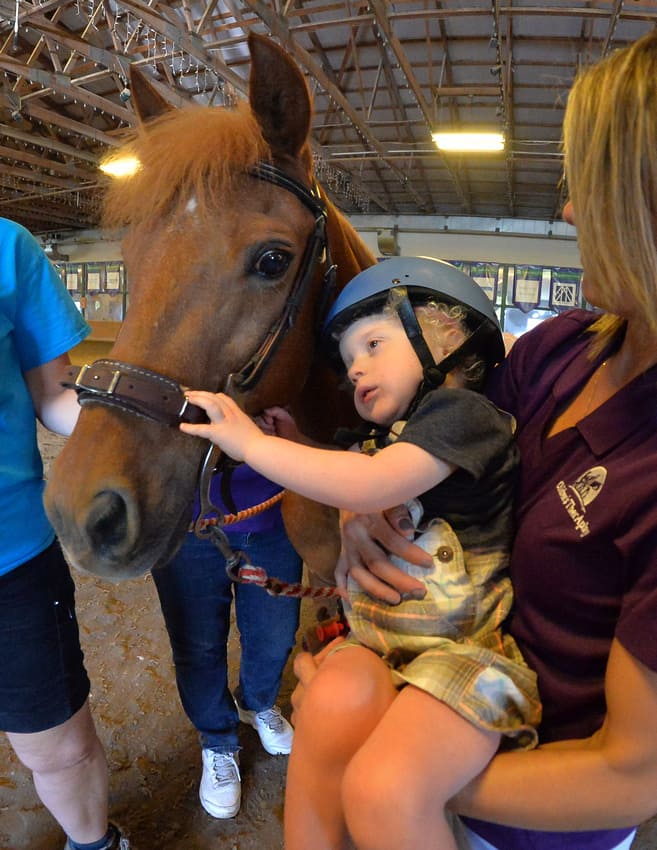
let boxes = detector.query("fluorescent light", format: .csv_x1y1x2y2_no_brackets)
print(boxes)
432,132,505,152
99,156,141,177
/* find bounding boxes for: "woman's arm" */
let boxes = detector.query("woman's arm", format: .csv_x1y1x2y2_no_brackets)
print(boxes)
453,638,657,829
24,353,81,437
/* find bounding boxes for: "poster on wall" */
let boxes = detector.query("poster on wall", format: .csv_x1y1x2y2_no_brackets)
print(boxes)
512,265,542,312
86,292,124,321
65,263,84,293
85,262,105,292
549,267,582,312
105,262,124,291
469,262,499,304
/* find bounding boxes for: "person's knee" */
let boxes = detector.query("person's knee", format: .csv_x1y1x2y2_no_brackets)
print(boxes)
294,661,352,741
299,651,387,726
10,706,102,776
342,746,430,845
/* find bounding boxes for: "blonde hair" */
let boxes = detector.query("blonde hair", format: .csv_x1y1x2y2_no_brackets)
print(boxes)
417,301,486,389
382,291,486,389
563,30,657,348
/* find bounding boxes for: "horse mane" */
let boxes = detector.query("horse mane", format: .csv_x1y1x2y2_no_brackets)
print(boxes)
101,102,271,229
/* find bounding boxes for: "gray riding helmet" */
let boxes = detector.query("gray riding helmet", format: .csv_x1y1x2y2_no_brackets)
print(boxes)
323,256,505,383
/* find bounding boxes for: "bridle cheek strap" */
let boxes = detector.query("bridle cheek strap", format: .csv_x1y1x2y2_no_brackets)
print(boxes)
226,210,328,393
226,163,334,392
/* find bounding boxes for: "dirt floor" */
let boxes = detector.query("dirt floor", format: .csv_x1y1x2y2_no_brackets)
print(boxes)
0,428,299,850
1,428,656,850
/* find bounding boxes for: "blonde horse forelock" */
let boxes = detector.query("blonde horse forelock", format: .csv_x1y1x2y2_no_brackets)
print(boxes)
102,102,271,230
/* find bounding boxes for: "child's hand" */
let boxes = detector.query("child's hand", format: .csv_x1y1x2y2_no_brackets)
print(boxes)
260,406,303,441
180,391,264,462
290,637,345,727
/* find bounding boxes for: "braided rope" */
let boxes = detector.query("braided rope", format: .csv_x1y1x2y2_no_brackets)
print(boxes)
192,490,285,531
199,491,343,600
226,562,343,599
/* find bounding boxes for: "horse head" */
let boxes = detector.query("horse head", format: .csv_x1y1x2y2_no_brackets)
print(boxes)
44,34,375,580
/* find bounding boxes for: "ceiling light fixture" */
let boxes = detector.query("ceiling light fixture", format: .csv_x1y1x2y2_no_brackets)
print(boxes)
99,156,141,177
432,132,505,152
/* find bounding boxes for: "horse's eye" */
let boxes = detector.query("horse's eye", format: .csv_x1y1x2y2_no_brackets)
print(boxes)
253,249,292,279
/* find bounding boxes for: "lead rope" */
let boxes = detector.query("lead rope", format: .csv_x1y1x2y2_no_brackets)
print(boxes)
193,490,285,531
195,444,343,600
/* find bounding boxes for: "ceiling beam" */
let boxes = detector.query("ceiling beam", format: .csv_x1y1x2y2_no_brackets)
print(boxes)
0,161,85,189
0,142,94,177
0,55,133,122
368,0,471,213
23,101,120,148
0,117,102,161
25,16,133,80
118,0,248,94
239,0,430,211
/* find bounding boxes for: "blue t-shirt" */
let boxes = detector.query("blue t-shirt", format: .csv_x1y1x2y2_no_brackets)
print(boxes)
0,219,89,575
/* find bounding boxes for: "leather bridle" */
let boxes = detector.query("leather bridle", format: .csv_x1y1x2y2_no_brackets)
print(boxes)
62,161,336,426
62,161,344,596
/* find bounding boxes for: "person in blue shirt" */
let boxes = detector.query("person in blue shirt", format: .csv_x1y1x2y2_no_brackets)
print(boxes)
0,218,128,850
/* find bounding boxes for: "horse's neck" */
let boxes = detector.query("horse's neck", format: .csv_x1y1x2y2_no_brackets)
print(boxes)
293,202,375,444
325,200,376,294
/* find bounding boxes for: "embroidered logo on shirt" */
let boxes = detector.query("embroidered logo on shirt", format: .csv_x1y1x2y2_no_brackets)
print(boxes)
556,466,607,538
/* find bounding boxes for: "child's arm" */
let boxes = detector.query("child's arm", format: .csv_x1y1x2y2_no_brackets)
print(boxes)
181,391,455,512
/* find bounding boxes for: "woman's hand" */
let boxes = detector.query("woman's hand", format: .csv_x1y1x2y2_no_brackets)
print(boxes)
336,507,433,605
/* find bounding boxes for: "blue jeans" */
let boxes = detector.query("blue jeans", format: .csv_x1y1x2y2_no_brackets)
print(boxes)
152,526,302,752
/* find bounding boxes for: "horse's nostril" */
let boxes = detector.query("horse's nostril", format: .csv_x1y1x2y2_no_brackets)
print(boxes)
86,490,129,552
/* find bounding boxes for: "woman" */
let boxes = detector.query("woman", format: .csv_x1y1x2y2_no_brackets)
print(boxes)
291,31,657,850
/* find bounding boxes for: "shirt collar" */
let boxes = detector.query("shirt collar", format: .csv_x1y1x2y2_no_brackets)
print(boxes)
553,353,657,456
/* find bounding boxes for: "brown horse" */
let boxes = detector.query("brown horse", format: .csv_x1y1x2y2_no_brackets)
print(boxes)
44,34,375,581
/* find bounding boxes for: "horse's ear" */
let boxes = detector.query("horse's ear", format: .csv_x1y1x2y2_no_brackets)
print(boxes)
248,33,312,158
128,64,175,124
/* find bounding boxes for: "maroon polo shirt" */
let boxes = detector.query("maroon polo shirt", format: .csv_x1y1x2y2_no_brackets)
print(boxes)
463,310,657,849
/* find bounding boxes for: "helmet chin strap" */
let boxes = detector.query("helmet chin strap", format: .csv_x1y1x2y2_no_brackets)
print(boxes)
393,286,490,405
394,286,448,393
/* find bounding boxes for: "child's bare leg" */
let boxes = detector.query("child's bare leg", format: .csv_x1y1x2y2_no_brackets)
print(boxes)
284,646,397,850
342,685,500,850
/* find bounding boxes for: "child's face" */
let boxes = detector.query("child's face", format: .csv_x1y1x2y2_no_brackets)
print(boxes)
339,313,423,426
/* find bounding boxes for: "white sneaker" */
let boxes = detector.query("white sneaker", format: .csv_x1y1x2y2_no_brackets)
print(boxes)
199,749,241,818
237,703,294,755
